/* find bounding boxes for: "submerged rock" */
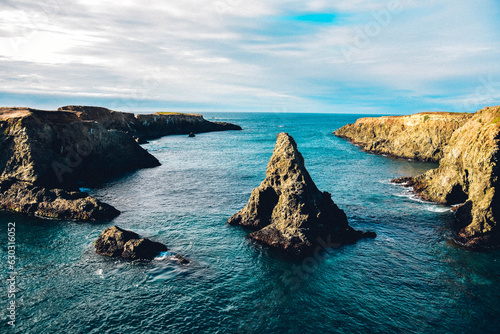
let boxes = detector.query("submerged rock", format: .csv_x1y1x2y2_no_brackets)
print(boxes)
95,226,168,260
228,133,375,256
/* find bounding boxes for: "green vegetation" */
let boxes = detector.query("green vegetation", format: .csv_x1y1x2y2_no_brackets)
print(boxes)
155,112,190,115
490,116,500,125
423,115,430,122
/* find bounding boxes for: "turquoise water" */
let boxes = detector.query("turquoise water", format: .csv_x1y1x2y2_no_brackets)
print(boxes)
1,113,499,333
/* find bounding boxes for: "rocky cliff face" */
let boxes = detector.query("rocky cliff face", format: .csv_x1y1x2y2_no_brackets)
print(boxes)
0,107,160,220
58,105,242,140
336,106,500,249
411,106,500,248
0,107,160,190
228,132,375,256
0,105,241,221
334,112,473,162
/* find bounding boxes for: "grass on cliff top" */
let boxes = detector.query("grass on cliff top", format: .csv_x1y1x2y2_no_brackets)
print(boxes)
490,116,500,125
155,111,200,116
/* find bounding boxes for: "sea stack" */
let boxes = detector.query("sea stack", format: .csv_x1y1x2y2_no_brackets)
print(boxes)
228,132,375,256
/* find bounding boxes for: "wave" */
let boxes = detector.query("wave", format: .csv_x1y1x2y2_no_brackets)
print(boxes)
424,205,450,213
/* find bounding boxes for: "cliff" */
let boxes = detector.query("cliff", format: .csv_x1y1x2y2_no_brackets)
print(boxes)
0,107,160,190
336,106,500,249
0,106,240,221
411,106,500,248
228,133,375,256
334,112,473,162
58,106,242,140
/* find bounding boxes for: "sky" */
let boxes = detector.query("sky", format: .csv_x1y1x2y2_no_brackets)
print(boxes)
0,0,499,114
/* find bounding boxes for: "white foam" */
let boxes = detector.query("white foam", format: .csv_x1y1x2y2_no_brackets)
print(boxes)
155,251,176,260
96,268,104,278
425,205,450,213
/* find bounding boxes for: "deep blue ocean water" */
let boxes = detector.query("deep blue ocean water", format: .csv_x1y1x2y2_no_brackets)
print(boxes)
1,112,500,334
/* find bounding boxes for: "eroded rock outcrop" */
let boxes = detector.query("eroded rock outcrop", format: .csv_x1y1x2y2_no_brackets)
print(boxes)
336,106,500,249
409,106,500,248
334,112,472,162
228,133,375,256
95,226,168,260
0,180,119,221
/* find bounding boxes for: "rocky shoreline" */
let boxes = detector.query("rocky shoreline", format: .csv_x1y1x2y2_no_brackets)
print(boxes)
0,106,241,221
334,112,472,162
335,106,500,249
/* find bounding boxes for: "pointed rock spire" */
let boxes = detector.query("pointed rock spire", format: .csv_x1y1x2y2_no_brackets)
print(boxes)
228,133,375,256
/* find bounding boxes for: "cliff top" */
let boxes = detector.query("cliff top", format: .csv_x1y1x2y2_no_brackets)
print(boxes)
0,107,33,120
154,111,202,117
0,106,204,121
350,111,473,127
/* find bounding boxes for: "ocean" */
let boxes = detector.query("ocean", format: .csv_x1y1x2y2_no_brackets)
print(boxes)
1,112,499,333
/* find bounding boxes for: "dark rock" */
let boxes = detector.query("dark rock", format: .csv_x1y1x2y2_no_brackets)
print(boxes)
122,238,168,260
188,132,196,137
391,176,416,187
58,106,242,140
132,113,242,140
95,226,168,260
95,226,140,257
134,136,149,144
0,180,119,221
174,254,190,264
228,132,375,257
0,107,160,190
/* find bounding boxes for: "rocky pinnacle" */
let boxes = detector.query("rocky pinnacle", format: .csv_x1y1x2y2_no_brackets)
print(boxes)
228,132,375,256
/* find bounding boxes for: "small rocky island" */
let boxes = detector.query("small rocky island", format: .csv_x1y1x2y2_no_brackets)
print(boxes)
95,226,168,260
0,106,241,221
95,226,189,262
335,106,500,249
228,132,375,256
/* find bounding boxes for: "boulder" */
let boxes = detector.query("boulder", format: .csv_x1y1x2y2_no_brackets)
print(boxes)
95,226,140,257
95,226,168,260
122,238,169,260
228,133,375,256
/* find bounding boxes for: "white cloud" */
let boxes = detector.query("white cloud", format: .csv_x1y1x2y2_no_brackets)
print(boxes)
0,0,499,113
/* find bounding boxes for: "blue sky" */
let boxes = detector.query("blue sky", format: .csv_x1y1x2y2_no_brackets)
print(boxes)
0,0,499,114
